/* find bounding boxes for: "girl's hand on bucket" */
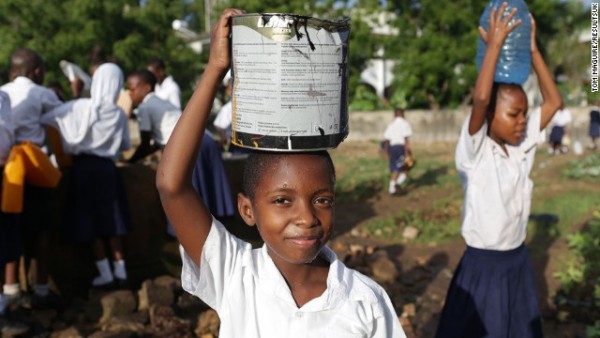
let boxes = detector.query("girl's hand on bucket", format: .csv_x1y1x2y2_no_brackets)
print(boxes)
208,8,246,74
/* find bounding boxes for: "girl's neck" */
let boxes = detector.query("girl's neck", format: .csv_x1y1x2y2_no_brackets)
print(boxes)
272,253,330,308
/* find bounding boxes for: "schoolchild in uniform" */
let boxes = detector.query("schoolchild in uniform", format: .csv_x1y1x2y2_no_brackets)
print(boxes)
41,63,132,288
0,91,21,315
435,5,562,338
0,48,63,306
146,59,182,109
547,106,572,155
382,107,413,194
125,69,181,163
157,9,406,337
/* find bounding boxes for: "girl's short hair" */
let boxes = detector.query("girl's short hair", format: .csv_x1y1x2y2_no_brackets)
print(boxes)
487,82,527,118
242,150,336,200
129,69,157,88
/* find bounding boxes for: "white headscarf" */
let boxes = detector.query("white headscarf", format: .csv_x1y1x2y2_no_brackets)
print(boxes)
42,63,131,159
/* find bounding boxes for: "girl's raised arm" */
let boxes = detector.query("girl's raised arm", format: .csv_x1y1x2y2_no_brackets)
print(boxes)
156,9,245,265
530,15,562,130
470,2,520,135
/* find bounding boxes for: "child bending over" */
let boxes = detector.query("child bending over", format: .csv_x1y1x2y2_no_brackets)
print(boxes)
435,4,562,338
157,9,406,338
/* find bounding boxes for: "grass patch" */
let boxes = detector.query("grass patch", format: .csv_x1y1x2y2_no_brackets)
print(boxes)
333,154,388,202
563,153,600,178
530,190,600,236
363,199,462,244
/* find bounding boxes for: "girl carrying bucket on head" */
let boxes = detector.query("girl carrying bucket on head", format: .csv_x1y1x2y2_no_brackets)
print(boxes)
157,9,406,337
435,4,562,337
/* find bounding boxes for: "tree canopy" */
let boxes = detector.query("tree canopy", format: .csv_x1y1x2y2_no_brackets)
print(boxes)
0,0,589,109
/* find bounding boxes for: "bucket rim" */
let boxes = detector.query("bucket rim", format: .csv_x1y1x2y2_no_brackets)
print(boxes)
232,12,350,26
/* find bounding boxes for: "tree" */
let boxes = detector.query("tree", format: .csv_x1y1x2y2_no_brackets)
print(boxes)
385,0,485,109
0,0,204,104
386,0,584,110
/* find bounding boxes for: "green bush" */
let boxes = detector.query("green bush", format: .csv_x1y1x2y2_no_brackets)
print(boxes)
563,153,600,179
554,208,600,331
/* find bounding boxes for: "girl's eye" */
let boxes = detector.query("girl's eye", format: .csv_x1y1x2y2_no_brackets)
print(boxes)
273,197,290,205
315,197,334,206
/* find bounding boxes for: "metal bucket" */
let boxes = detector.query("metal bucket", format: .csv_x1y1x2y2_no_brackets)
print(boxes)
230,13,350,151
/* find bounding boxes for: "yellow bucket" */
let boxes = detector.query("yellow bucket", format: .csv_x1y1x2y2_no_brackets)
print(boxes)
2,146,25,213
21,142,62,188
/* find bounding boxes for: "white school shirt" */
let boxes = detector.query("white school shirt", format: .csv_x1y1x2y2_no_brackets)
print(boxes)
0,91,14,166
550,108,572,127
137,93,181,146
213,101,232,137
41,63,131,160
181,218,406,338
455,108,542,250
383,117,412,146
1,77,63,146
154,75,181,109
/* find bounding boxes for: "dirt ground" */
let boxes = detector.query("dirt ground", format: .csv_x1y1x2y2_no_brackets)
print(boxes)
327,140,591,338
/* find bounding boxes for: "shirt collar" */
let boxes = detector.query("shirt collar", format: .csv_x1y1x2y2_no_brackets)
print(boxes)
489,137,526,161
142,92,156,104
13,77,34,85
255,244,348,311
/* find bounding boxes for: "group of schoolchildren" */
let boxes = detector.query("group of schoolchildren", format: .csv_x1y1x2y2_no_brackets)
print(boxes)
0,49,193,315
1,3,565,337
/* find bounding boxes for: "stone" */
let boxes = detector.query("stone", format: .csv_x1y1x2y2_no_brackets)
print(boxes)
101,316,145,334
138,279,175,311
401,303,416,317
402,226,419,240
149,305,175,326
194,309,220,337
99,290,137,324
368,250,399,284
149,305,192,338
50,326,83,338
399,316,416,338
154,275,182,292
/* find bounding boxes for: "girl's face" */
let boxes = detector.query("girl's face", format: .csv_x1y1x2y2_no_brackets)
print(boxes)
238,154,335,266
488,86,528,146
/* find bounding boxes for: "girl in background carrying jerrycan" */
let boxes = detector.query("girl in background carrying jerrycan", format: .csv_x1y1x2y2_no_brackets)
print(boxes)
436,2,562,338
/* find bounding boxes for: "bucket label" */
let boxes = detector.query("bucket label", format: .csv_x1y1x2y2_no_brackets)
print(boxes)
231,14,350,151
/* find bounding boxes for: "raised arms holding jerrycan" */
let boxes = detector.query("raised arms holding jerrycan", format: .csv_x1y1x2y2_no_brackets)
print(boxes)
470,2,561,138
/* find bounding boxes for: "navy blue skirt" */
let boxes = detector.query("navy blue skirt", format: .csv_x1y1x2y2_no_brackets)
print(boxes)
549,126,565,144
0,167,22,265
389,144,406,173
435,244,543,338
589,122,600,138
69,155,132,242
167,135,234,237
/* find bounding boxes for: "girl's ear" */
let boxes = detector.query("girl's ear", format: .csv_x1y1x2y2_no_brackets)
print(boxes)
237,192,256,226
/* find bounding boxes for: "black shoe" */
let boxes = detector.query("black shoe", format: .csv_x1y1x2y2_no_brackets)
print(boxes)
115,278,129,290
91,280,118,291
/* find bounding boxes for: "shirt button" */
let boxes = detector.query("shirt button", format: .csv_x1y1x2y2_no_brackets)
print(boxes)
296,312,303,318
